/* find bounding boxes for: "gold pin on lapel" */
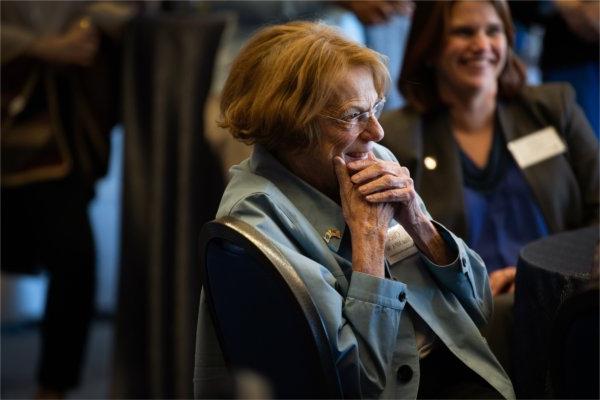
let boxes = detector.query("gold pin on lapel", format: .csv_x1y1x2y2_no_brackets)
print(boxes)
424,156,437,170
323,228,342,244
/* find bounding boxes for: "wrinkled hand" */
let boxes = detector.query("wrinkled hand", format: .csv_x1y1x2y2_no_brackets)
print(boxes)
336,1,414,25
334,155,395,235
489,266,516,296
29,17,100,66
334,156,394,277
345,153,455,265
347,153,424,228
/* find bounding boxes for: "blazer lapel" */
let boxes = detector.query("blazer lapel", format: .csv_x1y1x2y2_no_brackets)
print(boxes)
497,100,575,233
419,111,468,237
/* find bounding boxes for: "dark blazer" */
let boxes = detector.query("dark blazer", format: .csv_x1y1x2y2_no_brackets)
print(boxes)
380,83,599,239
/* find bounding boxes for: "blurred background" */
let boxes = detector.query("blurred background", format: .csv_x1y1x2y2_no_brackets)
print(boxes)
1,0,597,398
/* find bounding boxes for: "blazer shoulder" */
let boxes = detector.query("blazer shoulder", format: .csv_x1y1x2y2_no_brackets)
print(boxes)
517,83,576,116
379,106,423,162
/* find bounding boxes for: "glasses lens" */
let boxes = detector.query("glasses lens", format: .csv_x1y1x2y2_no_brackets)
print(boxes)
326,99,385,132
373,100,385,118
354,100,385,129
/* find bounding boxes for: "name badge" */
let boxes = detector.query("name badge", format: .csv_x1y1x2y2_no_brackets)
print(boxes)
385,224,418,265
507,126,566,169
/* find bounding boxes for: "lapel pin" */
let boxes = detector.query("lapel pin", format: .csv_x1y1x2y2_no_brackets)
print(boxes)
424,156,437,170
323,228,342,244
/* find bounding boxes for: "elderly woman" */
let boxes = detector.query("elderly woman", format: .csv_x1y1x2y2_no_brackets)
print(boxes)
195,21,514,399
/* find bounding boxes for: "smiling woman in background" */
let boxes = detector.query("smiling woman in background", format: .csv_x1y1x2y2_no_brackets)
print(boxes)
380,0,599,372
195,21,515,399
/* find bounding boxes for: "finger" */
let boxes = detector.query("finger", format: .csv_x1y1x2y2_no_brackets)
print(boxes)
346,152,378,171
346,159,378,174
359,175,412,196
493,270,514,294
377,1,397,18
389,0,414,15
333,156,352,192
365,188,412,203
508,282,516,294
506,266,517,278
351,162,405,184
490,279,501,296
489,270,502,296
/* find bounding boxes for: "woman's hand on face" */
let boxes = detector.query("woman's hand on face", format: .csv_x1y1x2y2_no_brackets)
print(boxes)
334,155,395,235
346,153,425,228
346,153,456,265
334,156,394,277
489,266,517,296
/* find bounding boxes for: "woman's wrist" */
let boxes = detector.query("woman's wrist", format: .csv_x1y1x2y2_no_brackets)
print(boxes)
350,228,387,277
403,218,455,265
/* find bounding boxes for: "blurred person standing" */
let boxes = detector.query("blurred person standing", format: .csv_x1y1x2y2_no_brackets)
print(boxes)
335,1,414,110
541,0,599,137
380,0,598,373
1,2,134,398
510,0,600,137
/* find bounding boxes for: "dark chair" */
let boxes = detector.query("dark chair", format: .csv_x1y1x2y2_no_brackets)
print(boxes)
198,216,343,399
549,283,599,399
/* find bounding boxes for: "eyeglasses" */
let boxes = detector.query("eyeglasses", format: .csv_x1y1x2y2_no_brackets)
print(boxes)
321,98,386,132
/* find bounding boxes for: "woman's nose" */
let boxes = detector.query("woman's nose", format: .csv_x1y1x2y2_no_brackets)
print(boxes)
471,31,490,51
361,115,384,142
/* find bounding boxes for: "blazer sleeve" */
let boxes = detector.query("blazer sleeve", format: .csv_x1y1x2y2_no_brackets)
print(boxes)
225,193,407,398
420,221,493,328
376,144,493,327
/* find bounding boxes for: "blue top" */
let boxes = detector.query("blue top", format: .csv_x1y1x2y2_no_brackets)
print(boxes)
461,125,549,273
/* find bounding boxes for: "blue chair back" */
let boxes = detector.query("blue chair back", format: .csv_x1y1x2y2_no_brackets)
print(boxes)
199,216,343,399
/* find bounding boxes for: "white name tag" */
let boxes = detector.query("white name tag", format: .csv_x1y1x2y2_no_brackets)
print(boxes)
507,126,566,169
385,224,418,265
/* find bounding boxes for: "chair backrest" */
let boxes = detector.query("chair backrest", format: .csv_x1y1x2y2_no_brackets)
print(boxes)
199,216,343,399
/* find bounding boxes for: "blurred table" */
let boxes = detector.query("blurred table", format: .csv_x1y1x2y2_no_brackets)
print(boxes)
512,225,599,398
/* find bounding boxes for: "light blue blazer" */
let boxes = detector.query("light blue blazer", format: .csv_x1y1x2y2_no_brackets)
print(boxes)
195,143,515,399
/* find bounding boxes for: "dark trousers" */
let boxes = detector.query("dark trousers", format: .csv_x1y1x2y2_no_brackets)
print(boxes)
1,176,96,391
417,343,503,399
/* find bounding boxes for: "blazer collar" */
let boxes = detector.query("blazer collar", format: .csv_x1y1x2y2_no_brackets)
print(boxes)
250,145,347,253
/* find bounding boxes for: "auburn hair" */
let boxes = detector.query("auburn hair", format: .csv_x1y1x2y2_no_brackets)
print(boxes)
219,21,390,152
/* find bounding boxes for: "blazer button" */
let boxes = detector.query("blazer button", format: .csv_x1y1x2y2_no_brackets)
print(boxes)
397,364,413,383
398,292,406,302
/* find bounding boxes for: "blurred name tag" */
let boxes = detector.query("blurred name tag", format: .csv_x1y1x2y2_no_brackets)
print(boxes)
385,224,417,265
507,126,566,169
